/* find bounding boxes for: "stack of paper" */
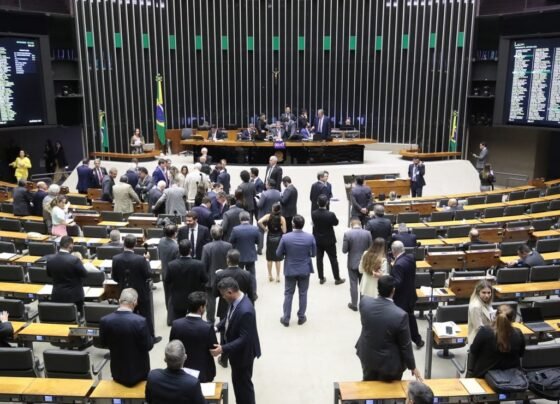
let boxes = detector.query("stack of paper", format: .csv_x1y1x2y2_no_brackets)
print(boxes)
145,238,161,245
420,286,444,296
201,383,216,397
433,321,460,337
0,252,16,260
38,284,53,295
460,379,486,394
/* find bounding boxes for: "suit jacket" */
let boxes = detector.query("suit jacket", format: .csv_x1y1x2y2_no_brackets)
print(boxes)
390,232,418,248
475,147,489,170
155,186,187,216
313,115,331,140
276,230,316,277
365,216,393,242
470,326,525,378
264,165,283,191
217,294,261,366
468,298,493,343
146,368,205,404
342,228,373,270
152,166,168,187
99,310,153,387
112,183,141,214
169,315,218,382
157,237,179,280
147,187,163,214
191,205,215,229
309,181,329,211
217,170,231,194
230,223,260,263
12,186,33,216
135,175,154,200
351,185,372,216
408,163,426,187
89,166,108,188
0,321,14,347
76,164,92,193
165,256,208,315
46,251,88,304
201,240,232,288
126,169,139,190
237,181,257,212
257,188,281,219
177,225,211,260
101,175,115,202
214,267,256,318
185,171,209,201
252,177,265,193
516,250,546,267
221,205,247,241
391,253,417,312
311,208,339,246
111,251,152,308
355,296,416,379
31,189,47,217
255,119,268,140
280,184,298,217
210,198,228,220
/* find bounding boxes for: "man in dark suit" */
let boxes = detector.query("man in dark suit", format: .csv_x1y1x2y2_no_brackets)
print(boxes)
213,249,256,368
191,196,215,229
250,167,265,193
221,194,247,241
112,235,160,342
100,288,154,387
255,113,268,140
312,195,345,285
157,224,179,322
342,218,373,311
210,191,229,220
229,211,260,294
365,205,393,243
101,168,117,202
31,181,48,217
166,240,208,321
146,340,205,404
309,170,331,212
201,225,232,323
311,108,331,140
390,223,418,248
264,156,283,191
459,228,488,251
148,181,165,215
280,176,298,233
152,158,169,188
391,241,424,347
12,180,33,216
355,275,422,381
0,311,14,347
135,167,153,201
177,211,211,260
46,236,88,313
237,170,256,220
351,176,373,226
169,291,218,382
408,157,426,197
125,165,139,190
508,244,546,268
89,158,108,189
217,164,231,195
211,277,261,404
76,159,91,194
257,179,282,219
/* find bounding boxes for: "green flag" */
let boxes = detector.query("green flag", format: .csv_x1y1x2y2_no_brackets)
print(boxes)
155,74,166,146
449,111,458,152
99,110,109,151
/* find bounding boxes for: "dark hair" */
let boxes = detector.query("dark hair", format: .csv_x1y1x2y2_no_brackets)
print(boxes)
282,176,291,184
179,239,192,256
138,167,148,175
378,275,396,298
163,224,177,238
82,158,89,165
120,175,128,183
480,142,487,147
517,244,531,254
186,211,198,221
317,194,328,208
17,179,26,187
356,176,364,185
201,196,211,205
292,214,305,229
267,179,276,188
158,158,166,165
124,234,137,249
226,249,240,266
240,170,250,183
217,276,240,292
250,167,259,176
407,381,434,404
234,189,243,202
271,202,281,215
60,236,73,249
186,291,207,313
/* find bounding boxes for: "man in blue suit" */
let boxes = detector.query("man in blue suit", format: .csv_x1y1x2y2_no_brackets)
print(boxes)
230,211,260,295
211,277,261,404
276,215,316,326
76,159,91,194
99,288,154,387
408,157,426,197
146,340,205,404
311,108,331,140
152,158,169,188
390,223,418,249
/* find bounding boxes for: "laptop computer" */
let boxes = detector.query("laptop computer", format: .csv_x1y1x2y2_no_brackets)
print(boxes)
520,307,555,332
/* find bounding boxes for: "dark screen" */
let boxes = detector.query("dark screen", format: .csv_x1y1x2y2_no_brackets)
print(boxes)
0,36,45,127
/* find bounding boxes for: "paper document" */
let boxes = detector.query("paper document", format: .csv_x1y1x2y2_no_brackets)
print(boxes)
38,284,53,295
0,252,16,260
460,379,486,395
101,260,113,268
150,260,162,270
87,238,100,245
433,321,460,337
200,383,216,397
145,238,161,245
419,286,444,296
86,288,104,298
183,367,200,378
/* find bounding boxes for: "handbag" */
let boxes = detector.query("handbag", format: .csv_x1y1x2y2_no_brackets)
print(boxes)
526,368,560,400
484,368,529,393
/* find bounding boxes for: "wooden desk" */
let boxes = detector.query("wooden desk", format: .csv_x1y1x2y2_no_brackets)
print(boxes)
493,281,560,299
335,380,406,403
127,216,157,229
528,210,560,219
505,197,545,206
425,219,482,228
442,237,470,245
14,255,43,264
394,222,427,229
533,229,560,238
98,220,129,227
0,282,44,298
0,377,35,402
477,227,504,244
0,212,44,222
545,179,560,187
72,236,111,245
463,202,506,211
406,378,469,400
434,322,533,345
479,215,529,224
0,230,50,241
416,287,455,303
416,260,431,270
464,249,501,269
418,238,445,246
69,204,93,210
500,251,560,264
503,226,533,242
22,378,93,402
16,322,75,343
448,275,496,299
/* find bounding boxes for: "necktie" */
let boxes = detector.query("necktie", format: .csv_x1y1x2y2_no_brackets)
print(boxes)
190,228,195,257
97,169,102,183
319,117,323,132
225,303,234,333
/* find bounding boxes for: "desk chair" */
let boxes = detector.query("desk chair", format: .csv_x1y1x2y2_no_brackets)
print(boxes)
450,270,487,278
430,211,454,222
500,241,526,256
130,212,155,217
446,225,471,238
0,265,25,283
83,226,109,238
0,218,21,232
535,238,560,253
405,246,425,261
415,272,446,316
84,270,105,287
434,304,469,358
95,246,123,260
524,189,541,199
484,207,505,218
531,218,556,231
28,266,52,284
28,241,56,256
491,301,518,317
508,190,526,201
522,344,560,400
412,227,438,239
549,200,560,211
0,241,16,254
476,223,500,229
505,220,531,229
529,265,560,282
43,350,108,379
83,303,118,349
496,268,529,285
146,228,164,239
485,194,504,203
72,243,89,259
438,199,449,207
158,214,184,225
396,212,420,223
0,298,37,321
545,186,560,196
38,302,80,324
533,298,560,318
0,348,40,377
0,203,13,213
467,196,485,205
118,227,143,235
22,221,48,234
134,246,158,260
529,201,549,214
384,213,396,224
504,205,527,216
67,195,88,205
100,211,124,222
469,243,497,251
455,210,477,220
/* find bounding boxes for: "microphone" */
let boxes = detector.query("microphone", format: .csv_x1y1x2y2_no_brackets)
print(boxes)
144,243,149,253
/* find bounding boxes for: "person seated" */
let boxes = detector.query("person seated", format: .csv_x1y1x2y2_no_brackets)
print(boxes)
207,125,227,141
240,123,256,140
467,280,494,343
0,310,14,347
468,304,525,378
130,128,145,154
384,191,401,205
507,244,545,268
445,198,463,212
460,228,488,251
255,114,268,141
340,117,355,130
406,381,434,404
108,230,123,247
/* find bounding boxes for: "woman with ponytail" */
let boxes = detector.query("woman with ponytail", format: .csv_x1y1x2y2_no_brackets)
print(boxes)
469,304,525,377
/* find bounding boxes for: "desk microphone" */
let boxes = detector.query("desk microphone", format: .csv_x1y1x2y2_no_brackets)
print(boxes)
144,243,149,253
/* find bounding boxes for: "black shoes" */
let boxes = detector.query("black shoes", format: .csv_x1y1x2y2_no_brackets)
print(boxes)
415,340,425,348
297,316,307,325
335,278,346,285
217,356,228,368
347,303,358,312
319,278,326,285
280,317,289,327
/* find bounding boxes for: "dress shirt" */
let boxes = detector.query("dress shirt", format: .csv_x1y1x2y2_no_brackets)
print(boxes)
189,225,199,256
225,292,245,333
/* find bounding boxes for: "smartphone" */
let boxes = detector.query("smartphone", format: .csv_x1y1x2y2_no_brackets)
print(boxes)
440,288,447,294
446,326,453,334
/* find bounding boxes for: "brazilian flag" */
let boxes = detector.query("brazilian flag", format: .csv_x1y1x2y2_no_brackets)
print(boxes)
155,74,166,146
449,110,458,152
99,110,109,151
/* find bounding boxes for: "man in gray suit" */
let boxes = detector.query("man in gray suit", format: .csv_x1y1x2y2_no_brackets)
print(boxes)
148,181,166,215
157,224,180,324
472,142,488,170
280,176,298,233
350,176,372,226
221,193,247,242
201,225,232,323
153,183,187,216
342,218,372,311
355,275,422,381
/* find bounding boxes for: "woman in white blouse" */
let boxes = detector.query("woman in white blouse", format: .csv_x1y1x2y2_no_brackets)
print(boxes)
50,195,74,237
359,237,389,298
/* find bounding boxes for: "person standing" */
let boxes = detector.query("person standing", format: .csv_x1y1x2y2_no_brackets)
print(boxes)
100,288,154,387
112,175,141,215
191,196,215,229
365,205,393,243
46,236,88,313
237,170,256,221
479,163,496,192
101,168,117,202
12,179,33,216
312,195,345,285
472,142,489,170
89,158,107,189
309,170,331,212
148,181,166,215
53,141,68,184
169,292,218,383
201,225,232,324
211,277,261,404
152,158,169,188
276,215,316,326
229,212,260,295
391,241,424,348
468,280,494,343
258,202,286,282
264,156,283,191
351,176,372,226
355,275,422,381
221,193,247,242
390,223,418,248
76,159,91,194
257,179,281,254
153,183,187,216
359,237,389,298
280,176,298,233
157,224,179,320
250,167,265,193
217,163,231,195
311,109,331,140
31,181,48,217
135,167,153,201
9,150,32,181
408,157,426,197
177,211,211,260
342,218,372,311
